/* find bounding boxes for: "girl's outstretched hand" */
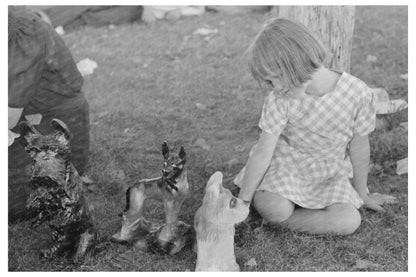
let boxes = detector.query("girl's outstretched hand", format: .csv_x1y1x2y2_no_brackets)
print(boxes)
362,193,397,212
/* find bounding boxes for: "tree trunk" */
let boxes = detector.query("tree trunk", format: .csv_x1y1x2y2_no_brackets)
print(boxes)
279,6,355,72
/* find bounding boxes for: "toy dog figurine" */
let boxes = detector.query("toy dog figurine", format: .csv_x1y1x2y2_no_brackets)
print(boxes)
194,171,250,271
111,142,193,255
19,119,98,260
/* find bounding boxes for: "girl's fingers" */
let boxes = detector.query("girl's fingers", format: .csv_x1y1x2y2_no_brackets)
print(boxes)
364,202,385,212
363,192,396,212
370,193,397,204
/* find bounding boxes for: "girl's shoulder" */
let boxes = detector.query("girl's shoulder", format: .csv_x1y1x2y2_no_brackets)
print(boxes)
267,89,294,102
338,71,370,94
265,90,292,107
335,72,374,107
262,89,298,118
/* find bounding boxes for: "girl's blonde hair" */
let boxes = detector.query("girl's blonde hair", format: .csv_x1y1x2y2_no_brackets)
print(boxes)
247,17,328,91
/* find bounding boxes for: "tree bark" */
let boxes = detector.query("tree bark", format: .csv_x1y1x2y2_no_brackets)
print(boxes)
279,6,355,72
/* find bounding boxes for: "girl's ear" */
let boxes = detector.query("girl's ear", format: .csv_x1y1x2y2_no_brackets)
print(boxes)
205,171,223,198
51,118,71,143
162,141,170,159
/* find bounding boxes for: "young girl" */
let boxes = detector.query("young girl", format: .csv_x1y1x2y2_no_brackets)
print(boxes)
234,17,395,235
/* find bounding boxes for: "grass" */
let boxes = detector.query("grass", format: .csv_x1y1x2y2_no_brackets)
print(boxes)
8,6,408,271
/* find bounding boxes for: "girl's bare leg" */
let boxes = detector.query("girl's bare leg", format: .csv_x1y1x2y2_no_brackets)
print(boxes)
253,190,361,235
253,190,295,222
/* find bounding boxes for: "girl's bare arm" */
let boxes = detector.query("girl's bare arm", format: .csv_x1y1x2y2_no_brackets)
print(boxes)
349,133,370,198
238,130,280,202
349,133,396,211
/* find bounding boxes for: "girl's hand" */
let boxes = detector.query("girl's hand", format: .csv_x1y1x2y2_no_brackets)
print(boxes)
237,131,280,202
362,192,397,212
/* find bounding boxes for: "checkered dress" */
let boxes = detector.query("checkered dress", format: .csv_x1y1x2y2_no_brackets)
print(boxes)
234,72,376,209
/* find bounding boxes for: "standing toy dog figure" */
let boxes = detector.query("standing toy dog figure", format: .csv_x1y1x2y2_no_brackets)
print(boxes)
19,119,98,260
111,142,193,255
194,171,250,271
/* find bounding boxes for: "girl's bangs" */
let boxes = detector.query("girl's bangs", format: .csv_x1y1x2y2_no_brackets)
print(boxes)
249,46,279,82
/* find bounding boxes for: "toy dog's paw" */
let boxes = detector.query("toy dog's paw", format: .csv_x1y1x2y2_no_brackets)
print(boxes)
40,247,58,260
111,216,151,244
133,238,149,252
154,221,194,255
73,228,99,261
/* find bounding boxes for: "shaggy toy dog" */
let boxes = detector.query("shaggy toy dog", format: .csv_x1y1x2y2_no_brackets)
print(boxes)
194,171,250,271
19,119,98,260
111,142,193,255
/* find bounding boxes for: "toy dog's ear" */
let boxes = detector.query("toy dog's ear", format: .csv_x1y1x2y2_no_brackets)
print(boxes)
19,121,39,146
162,141,170,159
178,146,186,163
51,118,71,143
205,171,223,198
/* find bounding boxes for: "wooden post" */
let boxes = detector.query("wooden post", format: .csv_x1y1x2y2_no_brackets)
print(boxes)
279,6,355,72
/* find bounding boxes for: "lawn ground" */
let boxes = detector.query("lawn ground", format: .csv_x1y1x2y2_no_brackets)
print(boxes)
8,6,408,271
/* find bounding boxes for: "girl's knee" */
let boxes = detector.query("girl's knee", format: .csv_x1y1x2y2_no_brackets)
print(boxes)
253,191,294,223
328,204,361,235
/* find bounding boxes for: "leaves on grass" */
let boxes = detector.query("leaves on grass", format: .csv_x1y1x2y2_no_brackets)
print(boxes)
366,55,378,63
194,138,207,147
375,100,408,115
353,259,380,270
81,175,96,185
372,88,390,103
193,28,219,36
77,58,98,77
141,6,205,24
226,158,239,169
234,145,246,153
111,169,126,182
97,111,110,119
195,103,207,110
244,257,257,267
194,138,211,150
382,160,397,175
370,88,408,177
371,87,408,115
81,175,98,193
369,163,383,173
375,116,392,131
396,158,408,175
55,26,65,35
399,122,408,131
25,113,43,125
399,73,408,80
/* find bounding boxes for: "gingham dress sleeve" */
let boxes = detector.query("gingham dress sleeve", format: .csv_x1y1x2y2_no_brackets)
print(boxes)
353,86,376,136
258,91,288,134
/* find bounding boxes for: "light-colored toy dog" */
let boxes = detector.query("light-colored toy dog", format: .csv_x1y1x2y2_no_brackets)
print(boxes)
194,171,250,271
